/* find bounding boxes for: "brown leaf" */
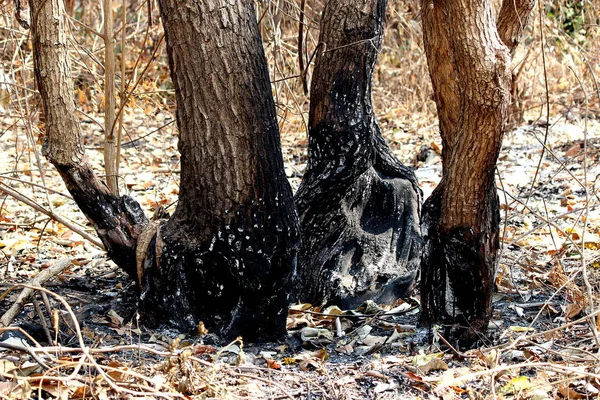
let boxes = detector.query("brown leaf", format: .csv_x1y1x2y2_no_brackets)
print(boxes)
192,344,216,355
565,144,581,157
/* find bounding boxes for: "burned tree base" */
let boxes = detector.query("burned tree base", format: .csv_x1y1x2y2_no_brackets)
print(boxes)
137,223,296,342
292,0,421,310
295,145,422,309
54,163,149,280
420,184,500,346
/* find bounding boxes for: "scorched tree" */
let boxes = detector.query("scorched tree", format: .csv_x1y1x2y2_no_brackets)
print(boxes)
29,0,299,341
419,0,535,344
294,0,422,308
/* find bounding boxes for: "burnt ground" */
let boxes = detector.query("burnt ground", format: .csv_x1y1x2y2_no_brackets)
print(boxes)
0,118,600,398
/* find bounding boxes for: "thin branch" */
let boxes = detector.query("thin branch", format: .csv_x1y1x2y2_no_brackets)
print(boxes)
0,182,104,248
497,0,535,55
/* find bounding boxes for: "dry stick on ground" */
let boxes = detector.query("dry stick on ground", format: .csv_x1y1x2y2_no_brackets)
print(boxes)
0,182,104,248
8,284,181,398
0,258,71,327
31,295,53,344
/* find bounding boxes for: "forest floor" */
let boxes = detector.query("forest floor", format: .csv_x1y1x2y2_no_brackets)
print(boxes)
1,0,599,394
0,105,599,398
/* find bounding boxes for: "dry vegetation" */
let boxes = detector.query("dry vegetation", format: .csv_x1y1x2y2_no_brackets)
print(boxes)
0,0,599,398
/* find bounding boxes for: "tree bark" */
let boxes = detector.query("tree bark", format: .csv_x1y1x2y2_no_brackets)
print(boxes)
30,0,300,341
419,0,533,345
294,0,422,308
103,0,119,194
30,0,147,280
138,0,300,340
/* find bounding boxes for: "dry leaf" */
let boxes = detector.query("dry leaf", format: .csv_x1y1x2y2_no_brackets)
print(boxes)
564,144,581,157
412,352,448,374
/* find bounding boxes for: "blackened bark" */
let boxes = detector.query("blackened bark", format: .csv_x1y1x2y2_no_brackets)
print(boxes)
420,182,499,341
29,0,147,280
420,0,533,345
139,0,300,340
294,0,421,308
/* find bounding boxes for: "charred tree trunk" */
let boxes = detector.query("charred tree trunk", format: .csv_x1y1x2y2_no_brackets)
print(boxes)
294,0,422,308
419,0,534,345
30,0,147,280
138,0,300,340
30,0,299,341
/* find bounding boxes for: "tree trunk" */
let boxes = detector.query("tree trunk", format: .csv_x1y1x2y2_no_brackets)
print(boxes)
138,0,300,340
30,0,300,341
294,0,422,309
30,0,147,281
419,0,534,345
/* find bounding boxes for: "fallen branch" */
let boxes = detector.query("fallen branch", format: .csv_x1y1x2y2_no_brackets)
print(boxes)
0,259,71,327
0,182,104,248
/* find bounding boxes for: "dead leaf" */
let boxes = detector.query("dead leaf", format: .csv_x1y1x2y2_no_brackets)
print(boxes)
314,348,329,361
106,360,127,380
197,321,208,335
265,358,281,370
107,310,124,327
412,352,448,374
558,385,585,399
500,376,533,395
565,144,581,157
508,325,534,332
192,344,216,355
334,375,355,386
374,380,400,393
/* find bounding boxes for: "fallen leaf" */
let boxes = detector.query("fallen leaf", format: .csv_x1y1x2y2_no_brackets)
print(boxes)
412,352,448,374
508,325,534,332
334,375,355,386
374,380,400,393
500,376,533,395
564,144,581,157
265,358,281,370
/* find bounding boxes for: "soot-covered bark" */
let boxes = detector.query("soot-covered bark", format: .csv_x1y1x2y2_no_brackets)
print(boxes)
30,0,148,281
137,0,300,341
419,0,533,345
294,0,422,308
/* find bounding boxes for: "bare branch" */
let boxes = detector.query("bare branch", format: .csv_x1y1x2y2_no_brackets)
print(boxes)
0,259,71,327
497,0,536,55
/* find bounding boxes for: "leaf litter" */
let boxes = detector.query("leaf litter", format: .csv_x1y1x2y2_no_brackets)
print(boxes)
1,1,600,398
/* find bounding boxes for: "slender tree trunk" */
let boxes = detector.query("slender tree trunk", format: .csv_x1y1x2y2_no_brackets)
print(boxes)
30,0,147,280
103,0,119,194
294,0,422,308
419,0,534,345
138,0,300,340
